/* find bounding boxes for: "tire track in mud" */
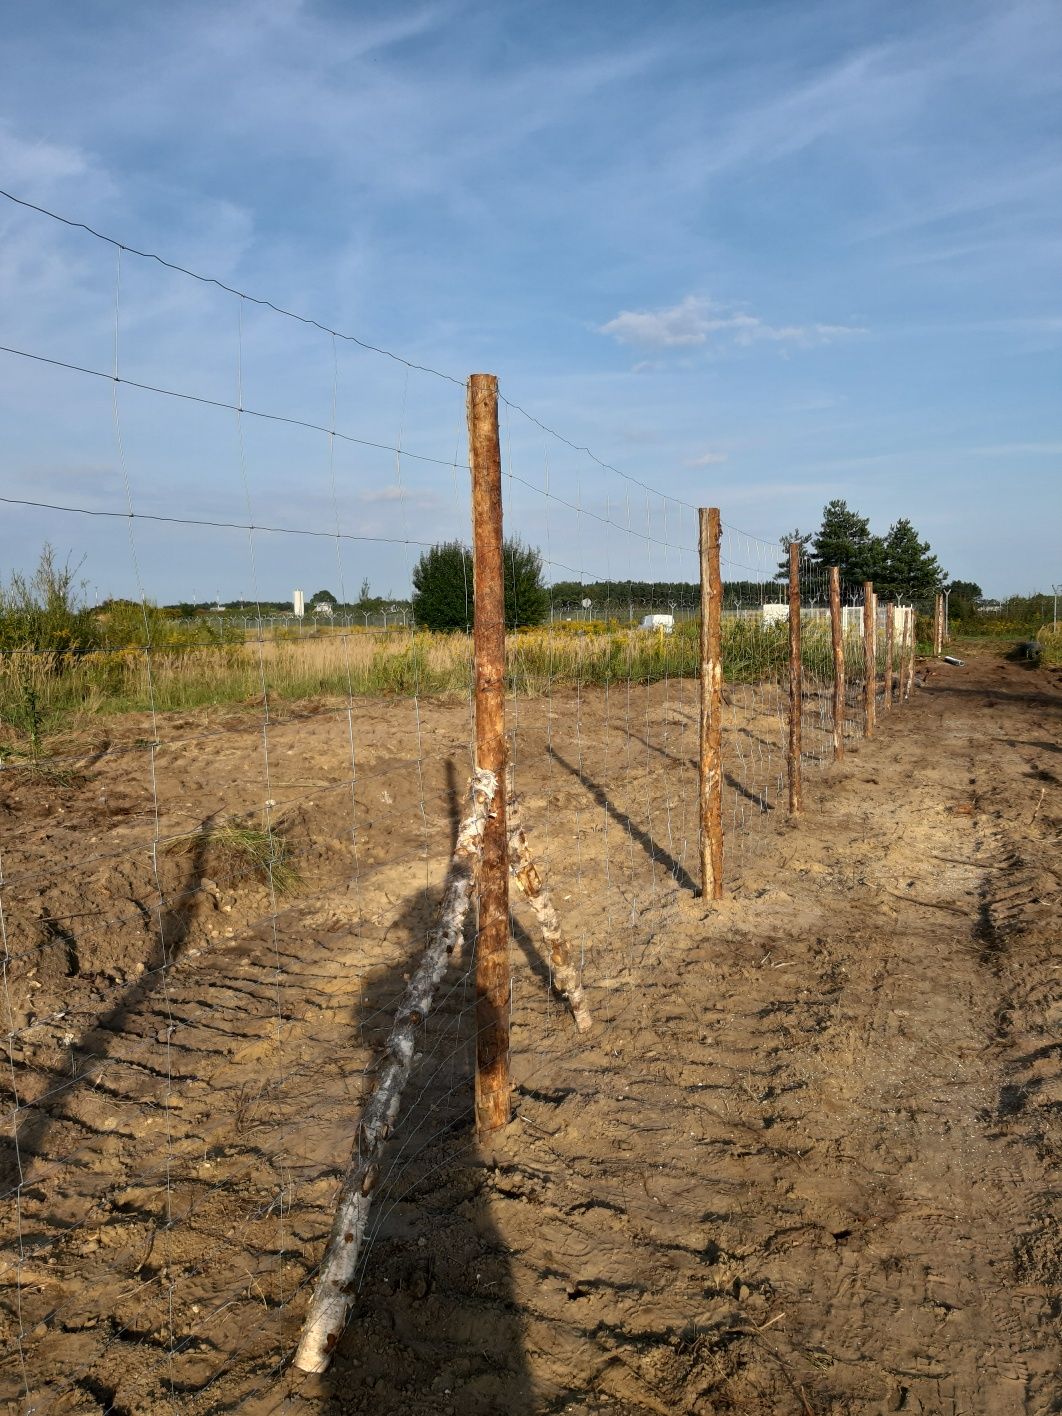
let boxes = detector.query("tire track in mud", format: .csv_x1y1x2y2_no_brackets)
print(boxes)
741,659,1060,1416
1,661,1058,1415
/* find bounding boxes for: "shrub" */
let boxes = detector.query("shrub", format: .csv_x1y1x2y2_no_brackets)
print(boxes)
412,538,549,631
0,544,100,662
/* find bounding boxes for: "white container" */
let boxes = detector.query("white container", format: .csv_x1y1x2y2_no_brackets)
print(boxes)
639,614,674,634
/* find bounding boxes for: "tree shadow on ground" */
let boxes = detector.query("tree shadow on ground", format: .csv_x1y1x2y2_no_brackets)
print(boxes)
315,762,535,1416
922,683,1062,710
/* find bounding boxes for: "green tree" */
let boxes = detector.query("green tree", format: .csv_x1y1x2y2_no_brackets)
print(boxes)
775,530,814,589
876,519,944,601
412,539,548,631
411,542,472,630
357,577,371,604
946,579,982,622
311,589,338,608
810,499,881,590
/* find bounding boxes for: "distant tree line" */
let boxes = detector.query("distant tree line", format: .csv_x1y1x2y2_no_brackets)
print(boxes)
164,577,411,617
549,580,786,610
152,499,973,629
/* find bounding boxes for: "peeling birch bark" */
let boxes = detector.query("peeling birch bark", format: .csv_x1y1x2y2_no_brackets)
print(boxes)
292,768,497,1375
506,790,592,1033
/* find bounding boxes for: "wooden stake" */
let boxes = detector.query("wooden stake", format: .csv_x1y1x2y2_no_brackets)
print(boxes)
905,607,916,700
863,580,876,738
828,565,845,761
933,591,944,657
699,507,724,897
883,601,895,713
468,373,511,1136
897,604,908,702
506,787,592,1032
292,770,497,1374
787,540,802,816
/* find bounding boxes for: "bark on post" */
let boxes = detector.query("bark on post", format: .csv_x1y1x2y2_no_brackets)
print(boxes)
933,591,944,657
787,540,803,817
699,507,724,897
883,601,895,713
468,373,511,1136
905,607,916,700
293,770,497,1374
863,581,876,738
829,565,845,761
506,787,592,1032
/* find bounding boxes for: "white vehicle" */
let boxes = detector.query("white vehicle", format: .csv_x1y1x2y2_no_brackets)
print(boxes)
639,613,674,634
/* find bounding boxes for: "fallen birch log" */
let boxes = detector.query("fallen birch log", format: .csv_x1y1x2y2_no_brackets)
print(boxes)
292,768,497,1375
507,790,592,1033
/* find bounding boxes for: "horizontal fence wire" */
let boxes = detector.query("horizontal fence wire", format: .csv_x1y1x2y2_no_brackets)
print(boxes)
0,190,920,1412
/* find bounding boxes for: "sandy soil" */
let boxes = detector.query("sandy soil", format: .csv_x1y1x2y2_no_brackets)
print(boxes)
0,650,1058,1415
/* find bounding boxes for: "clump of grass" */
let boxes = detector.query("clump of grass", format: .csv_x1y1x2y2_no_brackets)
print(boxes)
168,817,301,895
7,760,86,789
1036,626,1061,666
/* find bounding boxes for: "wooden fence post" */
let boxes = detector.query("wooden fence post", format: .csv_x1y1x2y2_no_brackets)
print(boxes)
788,540,803,816
468,373,511,1135
883,601,895,713
933,591,943,657
829,565,845,761
905,607,916,699
863,580,876,738
699,507,724,898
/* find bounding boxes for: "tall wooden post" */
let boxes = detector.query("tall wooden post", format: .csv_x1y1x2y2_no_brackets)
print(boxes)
933,592,944,657
828,566,845,761
699,507,723,898
787,541,803,816
883,601,895,712
468,374,510,1135
862,580,876,738
905,607,916,699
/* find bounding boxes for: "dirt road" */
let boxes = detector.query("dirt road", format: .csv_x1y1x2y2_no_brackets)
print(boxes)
1,650,1058,1414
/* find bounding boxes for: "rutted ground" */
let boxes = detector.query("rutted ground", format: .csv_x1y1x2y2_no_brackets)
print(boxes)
1,653,1058,1414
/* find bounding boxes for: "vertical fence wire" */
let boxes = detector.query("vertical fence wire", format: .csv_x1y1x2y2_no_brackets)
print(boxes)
0,189,922,1408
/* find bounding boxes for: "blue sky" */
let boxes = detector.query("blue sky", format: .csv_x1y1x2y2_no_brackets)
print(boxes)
0,0,1059,601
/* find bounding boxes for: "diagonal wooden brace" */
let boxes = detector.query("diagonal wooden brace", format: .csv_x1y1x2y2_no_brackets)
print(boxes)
506,789,592,1033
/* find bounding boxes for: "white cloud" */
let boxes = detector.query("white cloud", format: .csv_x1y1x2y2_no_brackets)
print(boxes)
600,295,863,351
357,485,438,507
967,441,1062,457
601,295,718,348
357,486,412,502
0,122,91,191
685,450,728,468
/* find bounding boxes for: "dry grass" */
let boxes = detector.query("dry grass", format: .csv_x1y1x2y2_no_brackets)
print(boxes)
0,618,885,750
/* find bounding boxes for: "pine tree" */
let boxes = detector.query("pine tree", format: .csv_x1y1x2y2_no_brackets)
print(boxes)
810,500,881,591
775,530,814,591
877,519,944,600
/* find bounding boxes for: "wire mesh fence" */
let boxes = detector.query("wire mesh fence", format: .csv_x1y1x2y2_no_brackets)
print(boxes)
1,191,920,1411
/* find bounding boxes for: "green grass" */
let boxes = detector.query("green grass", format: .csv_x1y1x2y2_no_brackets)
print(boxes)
166,818,301,896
